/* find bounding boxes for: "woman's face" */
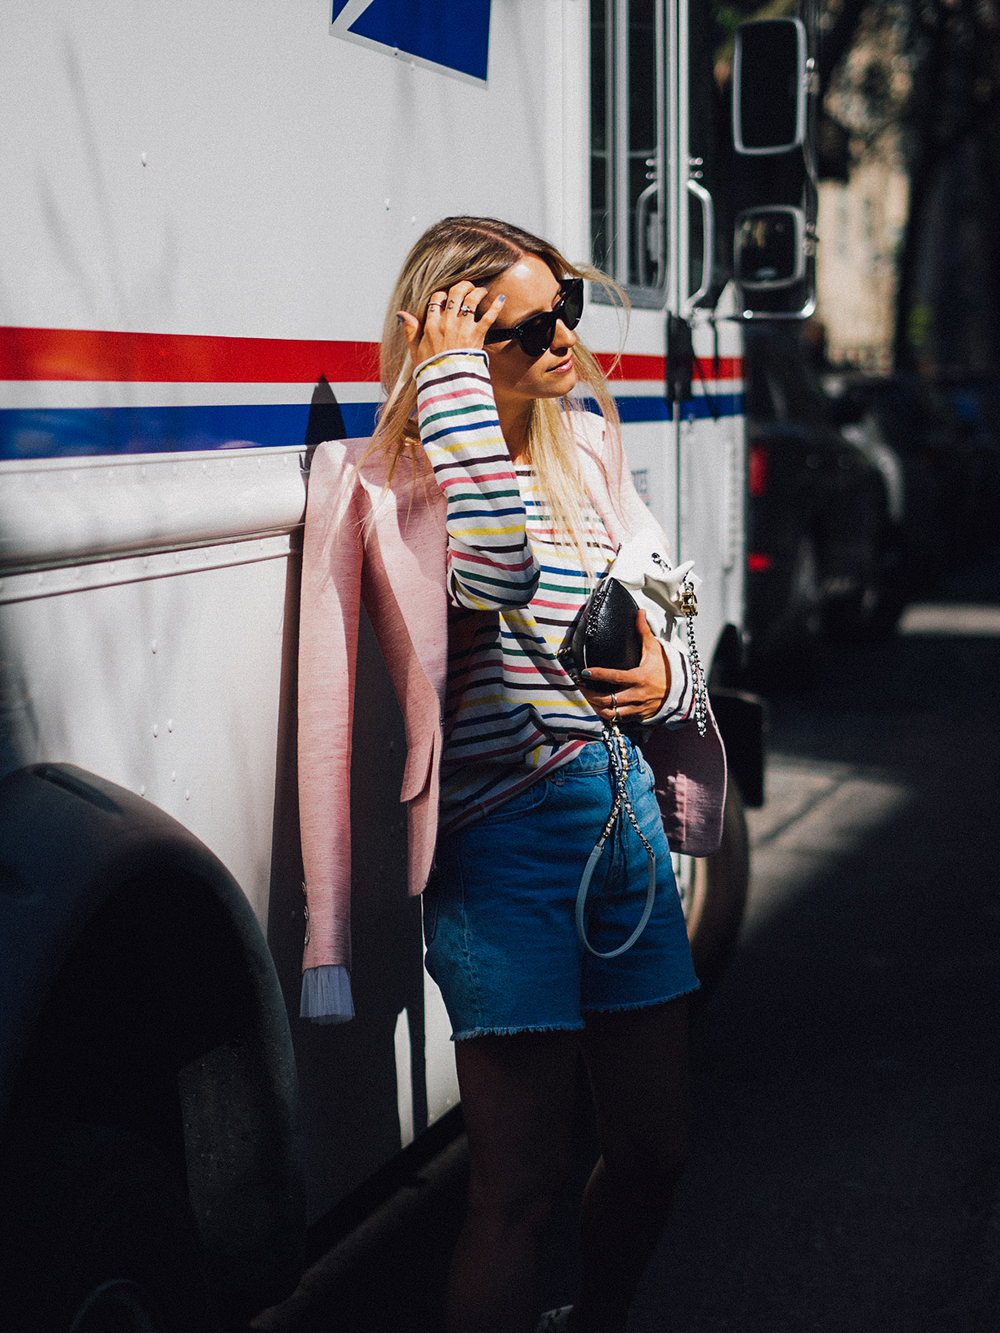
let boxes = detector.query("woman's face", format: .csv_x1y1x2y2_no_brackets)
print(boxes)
480,254,578,414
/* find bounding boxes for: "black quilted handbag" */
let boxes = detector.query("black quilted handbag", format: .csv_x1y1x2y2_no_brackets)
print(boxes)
560,575,642,680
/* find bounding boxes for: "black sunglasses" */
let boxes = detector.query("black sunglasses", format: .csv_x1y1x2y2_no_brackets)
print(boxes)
482,277,584,357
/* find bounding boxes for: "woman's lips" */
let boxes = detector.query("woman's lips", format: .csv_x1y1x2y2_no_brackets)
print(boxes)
549,357,574,374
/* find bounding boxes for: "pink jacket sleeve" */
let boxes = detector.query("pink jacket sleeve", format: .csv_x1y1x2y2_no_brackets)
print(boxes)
297,442,360,972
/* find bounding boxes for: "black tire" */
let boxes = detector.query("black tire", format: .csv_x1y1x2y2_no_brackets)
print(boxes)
678,782,750,1001
0,1121,219,1333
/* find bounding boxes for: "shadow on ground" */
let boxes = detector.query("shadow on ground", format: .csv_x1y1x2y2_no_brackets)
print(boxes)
255,548,1000,1333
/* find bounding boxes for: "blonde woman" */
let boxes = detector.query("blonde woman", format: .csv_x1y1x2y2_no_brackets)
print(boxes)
297,217,725,1333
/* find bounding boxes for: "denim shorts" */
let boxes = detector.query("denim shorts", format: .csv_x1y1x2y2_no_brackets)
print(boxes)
423,738,699,1040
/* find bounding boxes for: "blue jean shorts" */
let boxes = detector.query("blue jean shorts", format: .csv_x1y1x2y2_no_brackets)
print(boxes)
423,738,699,1040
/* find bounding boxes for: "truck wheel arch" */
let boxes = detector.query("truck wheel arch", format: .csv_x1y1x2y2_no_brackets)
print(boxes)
0,763,304,1322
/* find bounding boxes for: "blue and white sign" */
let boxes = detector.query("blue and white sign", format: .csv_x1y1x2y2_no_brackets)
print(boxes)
331,0,492,85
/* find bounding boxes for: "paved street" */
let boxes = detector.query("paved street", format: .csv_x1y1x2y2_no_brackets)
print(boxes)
255,548,1000,1333
631,551,1000,1333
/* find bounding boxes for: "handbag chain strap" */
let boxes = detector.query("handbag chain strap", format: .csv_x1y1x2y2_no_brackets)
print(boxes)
575,723,657,960
681,578,708,737
599,724,656,859
650,552,708,738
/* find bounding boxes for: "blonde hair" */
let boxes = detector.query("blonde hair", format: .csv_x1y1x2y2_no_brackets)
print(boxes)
368,216,628,575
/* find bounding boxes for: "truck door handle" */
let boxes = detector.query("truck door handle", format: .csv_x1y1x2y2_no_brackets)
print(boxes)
636,179,662,289
687,178,714,307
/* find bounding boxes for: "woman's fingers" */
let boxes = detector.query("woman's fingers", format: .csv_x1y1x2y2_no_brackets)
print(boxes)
581,682,652,722
442,280,475,316
580,687,620,723
442,282,495,341
580,610,669,722
476,290,507,332
581,676,631,716
397,310,423,359
421,289,448,331
403,281,505,363
398,286,447,361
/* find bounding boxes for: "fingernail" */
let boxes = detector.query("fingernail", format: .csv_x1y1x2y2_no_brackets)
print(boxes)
498,294,506,303
581,668,592,678
396,314,404,324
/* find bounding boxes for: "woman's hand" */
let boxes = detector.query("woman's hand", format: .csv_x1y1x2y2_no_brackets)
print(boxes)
580,610,671,726
398,280,506,366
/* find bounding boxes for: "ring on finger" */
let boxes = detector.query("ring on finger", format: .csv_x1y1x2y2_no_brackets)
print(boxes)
458,305,475,316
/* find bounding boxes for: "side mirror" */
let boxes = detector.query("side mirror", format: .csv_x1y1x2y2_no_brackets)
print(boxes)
733,19,807,155
731,17,816,319
734,206,806,288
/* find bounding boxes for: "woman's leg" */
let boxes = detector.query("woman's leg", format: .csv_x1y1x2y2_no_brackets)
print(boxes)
571,996,690,1333
448,1030,581,1333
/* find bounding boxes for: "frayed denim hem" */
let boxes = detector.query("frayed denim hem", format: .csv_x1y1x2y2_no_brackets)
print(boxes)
452,1019,587,1042
581,980,700,1018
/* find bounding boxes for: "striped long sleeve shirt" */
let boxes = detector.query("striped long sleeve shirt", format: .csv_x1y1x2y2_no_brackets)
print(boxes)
413,349,696,836
415,349,540,610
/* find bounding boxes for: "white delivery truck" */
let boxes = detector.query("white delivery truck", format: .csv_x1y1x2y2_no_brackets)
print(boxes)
0,3,811,1327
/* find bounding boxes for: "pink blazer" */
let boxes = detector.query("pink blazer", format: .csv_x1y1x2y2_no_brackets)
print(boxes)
298,426,727,973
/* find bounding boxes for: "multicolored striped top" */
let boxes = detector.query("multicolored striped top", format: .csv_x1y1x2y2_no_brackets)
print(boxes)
414,349,695,836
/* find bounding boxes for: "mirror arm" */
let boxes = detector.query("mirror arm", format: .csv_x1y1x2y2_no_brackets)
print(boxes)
740,295,817,322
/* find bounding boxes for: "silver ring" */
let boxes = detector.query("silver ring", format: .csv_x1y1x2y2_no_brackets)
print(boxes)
426,302,441,311
458,305,475,316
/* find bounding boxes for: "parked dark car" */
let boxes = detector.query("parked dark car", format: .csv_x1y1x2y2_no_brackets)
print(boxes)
742,331,901,683
834,375,1000,566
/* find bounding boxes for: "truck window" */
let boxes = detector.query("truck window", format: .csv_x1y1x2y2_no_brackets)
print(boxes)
591,0,666,300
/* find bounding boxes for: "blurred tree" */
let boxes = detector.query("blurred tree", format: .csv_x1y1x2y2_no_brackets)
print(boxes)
820,1,911,165
893,0,1000,376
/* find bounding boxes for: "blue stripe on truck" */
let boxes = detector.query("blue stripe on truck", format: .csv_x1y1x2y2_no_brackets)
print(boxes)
0,393,743,459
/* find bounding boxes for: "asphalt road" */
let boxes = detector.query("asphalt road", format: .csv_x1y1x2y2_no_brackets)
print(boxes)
255,546,1000,1333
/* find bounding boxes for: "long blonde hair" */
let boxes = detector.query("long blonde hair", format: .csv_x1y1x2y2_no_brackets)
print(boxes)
369,216,628,573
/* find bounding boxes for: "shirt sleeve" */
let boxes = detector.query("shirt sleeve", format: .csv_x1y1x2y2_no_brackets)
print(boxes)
647,636,697,728
300,964,355,1024
414,350,540,611
572,410,699,731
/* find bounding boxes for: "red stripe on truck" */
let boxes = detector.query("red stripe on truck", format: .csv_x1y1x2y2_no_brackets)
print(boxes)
0,325,381,384
1,327,741,387
594,352,742,382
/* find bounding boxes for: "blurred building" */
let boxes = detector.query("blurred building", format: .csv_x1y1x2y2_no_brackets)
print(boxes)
814,1,911,372
817,162,908,371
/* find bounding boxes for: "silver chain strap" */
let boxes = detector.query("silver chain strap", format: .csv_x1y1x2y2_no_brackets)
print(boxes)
681,578,708,737
575,723,658,960
598,723,656,859
650,552,708,738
